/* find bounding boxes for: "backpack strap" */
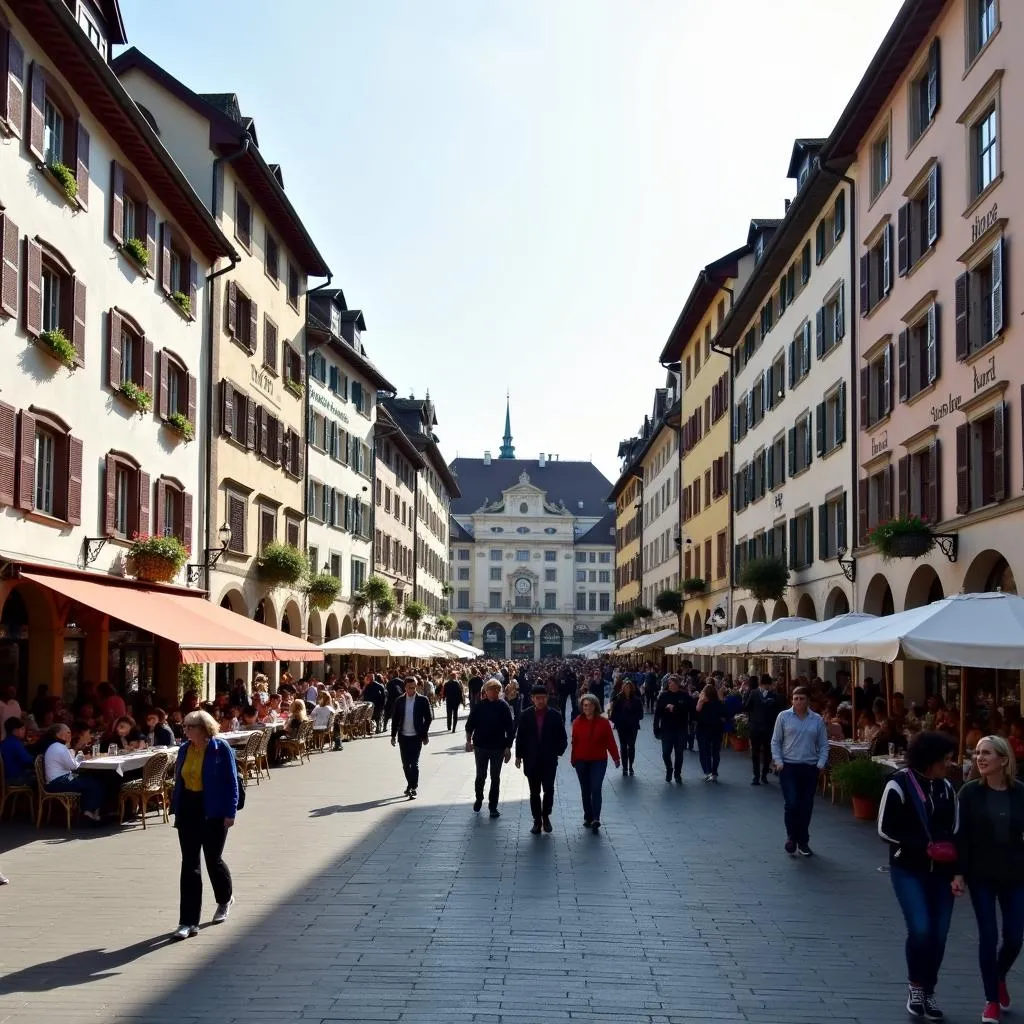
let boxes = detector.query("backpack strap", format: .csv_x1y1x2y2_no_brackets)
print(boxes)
902,768,933,841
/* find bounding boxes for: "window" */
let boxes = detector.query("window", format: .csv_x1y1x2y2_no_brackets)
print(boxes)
43,96,63,166
351,558,367,592
898,304,938,402
801,241,812,285
515,549,529,562
235,190,252,250
787,322,812,387
263,316,278,373
227,493,246,553
489,548,501,562
816,384,847,457
599,551,611,564
860,344,893,429
588,570,597,583
576,569,586,582
544,549,556,562
457,590,470,610
789,508,814,570
576,551,587,563
226,282,256,353
588,592,597,612
860,224,893,316
258,506,276,549
788,413,813,477
457,567,470,581
103,453,144,539
957,403,1008,513
967,0,998,65
816,285,846,358
287,264,299,310
870,125,891,200
283,342,303,390
971,104,999,199
859,466,892,544
576,592,587,612
489,567,502,582
329,553,342,581
77,4,107,57
717,530,727,579
544,592,557,611
265,231,279,284
898,442,941,522
489,591,502,610
34,428,54,515
956,237,1005,358
767,433,786,489
759,301,773,338
599,592,610,612
818,493,848,559
544,568,556,582
897,164,941,275
909,40,941,144
457,548,470,561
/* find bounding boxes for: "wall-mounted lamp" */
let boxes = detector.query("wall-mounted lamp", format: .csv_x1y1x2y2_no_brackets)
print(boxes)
186,522,232,586
835,547,856,583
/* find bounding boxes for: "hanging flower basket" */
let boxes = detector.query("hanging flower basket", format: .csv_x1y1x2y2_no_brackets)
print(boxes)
868,516,935,561
127,535,189,583
306,573,341,610
257,542,306,587
682,577,707,596
738,557,790,601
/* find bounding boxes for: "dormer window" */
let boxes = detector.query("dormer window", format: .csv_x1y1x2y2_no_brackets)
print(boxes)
76,4,108,59
797,156,811,191
330,306,341,337
754,234,765,264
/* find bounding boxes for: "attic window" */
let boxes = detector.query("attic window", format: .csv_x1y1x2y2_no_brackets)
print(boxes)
754,234,766,264
77,5,107,58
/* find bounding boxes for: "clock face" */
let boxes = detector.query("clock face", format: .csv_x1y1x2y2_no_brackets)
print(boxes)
514,578,531,596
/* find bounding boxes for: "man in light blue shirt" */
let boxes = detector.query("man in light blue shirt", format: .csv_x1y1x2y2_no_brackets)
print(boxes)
771,687,828,858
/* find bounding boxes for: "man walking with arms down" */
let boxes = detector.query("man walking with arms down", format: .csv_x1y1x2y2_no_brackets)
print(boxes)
391,678,432,799
745,674,781,785
465,679,516,817
771,686,828,856
516,683,567,835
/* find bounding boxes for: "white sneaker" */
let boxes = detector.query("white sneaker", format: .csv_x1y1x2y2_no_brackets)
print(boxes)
171,924,198,941
212,897,234,924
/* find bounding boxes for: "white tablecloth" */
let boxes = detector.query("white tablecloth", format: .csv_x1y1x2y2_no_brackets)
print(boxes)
79,746,177,776
219,730,261,746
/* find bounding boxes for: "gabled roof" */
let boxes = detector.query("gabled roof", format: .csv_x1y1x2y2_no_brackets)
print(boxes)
111,47,329,276
746,219,783,246
450,518,474,542
382,398,459,498
449,459,613,519
94,0,127,44
576,509,617,547
787,138,827,178
306,313,395,393
6,0,233,262
374,405,425,469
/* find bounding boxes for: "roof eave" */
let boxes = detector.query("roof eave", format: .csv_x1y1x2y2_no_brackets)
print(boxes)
306,322,396,394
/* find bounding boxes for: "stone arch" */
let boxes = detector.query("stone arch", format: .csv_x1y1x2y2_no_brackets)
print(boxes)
539,623,564,658
734,606,749,627
253,596,278,630
0,581,60,701
482,622,506,658
218,587,248,616
307,609,324,645
338,614,350,637
963,549,1018,595
824,588,851,618
682,612,692,637
457,620,473,643
863,573,895,616
796,593,816,620
281,599,303,637
752,602,767,623
355,617,367,634
326,613,340,642
905,564,945,610
772,600,790,621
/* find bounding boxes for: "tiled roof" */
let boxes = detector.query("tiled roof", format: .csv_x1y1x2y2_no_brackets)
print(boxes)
576,509,617,547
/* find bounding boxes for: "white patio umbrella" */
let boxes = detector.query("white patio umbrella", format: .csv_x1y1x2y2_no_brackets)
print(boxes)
798,592,1024,669
745,612,878,656
320,634,394,656
665,622,767,656
449,639,485,657
613,628,682,654
710,617,815,656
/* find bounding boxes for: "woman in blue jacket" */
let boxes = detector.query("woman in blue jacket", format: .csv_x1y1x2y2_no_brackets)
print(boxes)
171,709,239,941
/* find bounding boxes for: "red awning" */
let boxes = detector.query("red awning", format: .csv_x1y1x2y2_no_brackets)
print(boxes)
21,572,323,664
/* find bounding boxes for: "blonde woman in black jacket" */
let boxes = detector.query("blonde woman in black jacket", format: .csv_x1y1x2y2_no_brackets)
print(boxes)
954,735,1024,1024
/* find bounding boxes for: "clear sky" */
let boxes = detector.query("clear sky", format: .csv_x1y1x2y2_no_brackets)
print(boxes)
119,0,903,483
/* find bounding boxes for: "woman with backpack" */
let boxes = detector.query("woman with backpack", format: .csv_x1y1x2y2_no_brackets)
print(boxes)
877,730,958,1021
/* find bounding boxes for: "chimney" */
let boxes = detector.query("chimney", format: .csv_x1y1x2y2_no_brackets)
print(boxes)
539,453,546,468
483,451,491,465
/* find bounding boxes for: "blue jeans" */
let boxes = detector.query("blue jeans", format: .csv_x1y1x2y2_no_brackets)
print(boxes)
47,772,106,813
890,866,955,994
660,733,685,775
778,763,818,845
969,882,1024,1002
697,730,721,776
574,760,608,822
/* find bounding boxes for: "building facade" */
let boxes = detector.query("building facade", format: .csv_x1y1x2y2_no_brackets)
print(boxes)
0,0,233,703
306,290,392,652
115,50,330,689
610,434,647,619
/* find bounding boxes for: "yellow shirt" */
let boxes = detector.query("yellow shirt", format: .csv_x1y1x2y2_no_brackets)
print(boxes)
181,743,205,792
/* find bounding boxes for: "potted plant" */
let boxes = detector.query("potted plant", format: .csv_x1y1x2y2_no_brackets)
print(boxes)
122,237,150,271
284,378,304,398
655,589,683,615
256,542,306,587
634,605,652,621
119,380,152,415
832,758,888,820
306,573,341,611
165,412,194,443
404,600,426,632
868,515,935,561
38,327,76,369
731,714,750,751
682,577,707,596
48,161,78,203
739,556,790,601
127,534,189,584
171,290,192,317
436,614,455,634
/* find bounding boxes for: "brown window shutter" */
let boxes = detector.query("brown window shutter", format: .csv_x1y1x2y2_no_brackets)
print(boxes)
281,428,290,471
256,405,268,457
159,222,172,295
927,439,941,524
66,435,82,525
188,258,197,319
859,367,869,428
248,298,258,355
0,211,18,318
145,206,156,272
245,395,256,450
187,373,197,429
156,350,167,418
993,401,1007,502
182,491,193,549
881,466,893,524
954,272,969,360
858,478,869,545
955,423,970,514
293,435,303,479
298,348,306,386
137,470,151,536
72,277,86,364
110,161,124,244
228,495,245,552
142,337,153,396
107,309,122,390
4,33,24,139
155,478,166,536
27,61,43,162
0,399,15,505
897,455,909,518
23,236,41,336
103,453,116,535
75,123,89,210
225,279,236,335
16,410,35,510
220,379,234,436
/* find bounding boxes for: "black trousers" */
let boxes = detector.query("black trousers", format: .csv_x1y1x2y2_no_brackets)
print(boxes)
397,734,423,789
618,727,639,769
750,731,772,779
525,761,557,820
661,732,686,775
176,791,232,927
474,748,504,809
446,700,461,732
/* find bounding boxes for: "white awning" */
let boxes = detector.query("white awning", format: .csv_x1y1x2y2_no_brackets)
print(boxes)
613,628,683,653
745,613,877,655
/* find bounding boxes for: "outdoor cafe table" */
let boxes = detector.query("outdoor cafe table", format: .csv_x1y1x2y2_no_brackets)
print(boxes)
78,746,178,776
830,740,871,758
219,730,261,747
872,754,907,773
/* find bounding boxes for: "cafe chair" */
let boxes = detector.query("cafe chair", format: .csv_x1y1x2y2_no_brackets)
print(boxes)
255,729,272,780
279,721,313,764
240,731,263,784
0,758,35,821
34,756,79,830
118,751,171,829
312,713,335,753
824,744,851,804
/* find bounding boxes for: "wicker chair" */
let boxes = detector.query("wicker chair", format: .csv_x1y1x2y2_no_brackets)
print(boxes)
239,731,263,784
278,721,313,764
0,755,35,821
255,728,272,779
312,713,335,753
824,744,851,804
35,755,80,830
360,704,374,737
118,751,171,828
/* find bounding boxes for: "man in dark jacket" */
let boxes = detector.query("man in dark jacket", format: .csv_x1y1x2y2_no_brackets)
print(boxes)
515,684,567,834
744,674,782,785
443,676,465,733
383,675,405,730
468,673,484,706
557,668,577,722
465,679,517,817
653,675,691,783
390,678,433,798
363,674,387,733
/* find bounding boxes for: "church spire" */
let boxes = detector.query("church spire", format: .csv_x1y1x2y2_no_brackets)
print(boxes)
499,393,515,459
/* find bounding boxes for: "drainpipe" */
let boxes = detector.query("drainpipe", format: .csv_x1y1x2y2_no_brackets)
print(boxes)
711,278,736,636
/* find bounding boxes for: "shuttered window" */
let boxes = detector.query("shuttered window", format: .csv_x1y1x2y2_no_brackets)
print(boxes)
226,493,246,553
15,410,80,524
263,316,278,373
103,452,147,539
0,210,18,319
24,238,86,365
26,62,90,210
225,281,257,353
157,350,196,428
235,190,252,250
264,231,279,284
107,309,152,395
159,222,197,318
287,263,299,309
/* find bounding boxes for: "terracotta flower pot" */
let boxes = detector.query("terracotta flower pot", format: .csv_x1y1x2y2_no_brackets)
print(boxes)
888,532,933,558
851,795,878,820
731,737,749,752
132,554,178,584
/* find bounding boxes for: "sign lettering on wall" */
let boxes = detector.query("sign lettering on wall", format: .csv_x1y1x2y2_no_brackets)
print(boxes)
930,393,963,423
310,386,350,424
250,365,279,408
870,431,888,457
973,354,997,393
972,202,999,243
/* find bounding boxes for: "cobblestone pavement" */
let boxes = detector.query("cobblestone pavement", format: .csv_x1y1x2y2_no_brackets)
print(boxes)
0,718,992,1024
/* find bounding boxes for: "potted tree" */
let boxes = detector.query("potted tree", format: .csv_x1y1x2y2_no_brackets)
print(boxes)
404,600,426,637
436,614,455,635
256,542,306,587
127,535,189,584
306,573,341,611
832,758,888,820
360,574,394,628
731,714,750,751
739,556,790,602
682,577,707,596
869,515,935,560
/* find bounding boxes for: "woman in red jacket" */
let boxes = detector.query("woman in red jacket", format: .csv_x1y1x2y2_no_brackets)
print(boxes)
571,693,620,831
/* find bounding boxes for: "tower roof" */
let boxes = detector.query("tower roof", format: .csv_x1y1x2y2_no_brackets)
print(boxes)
498,395,515,459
